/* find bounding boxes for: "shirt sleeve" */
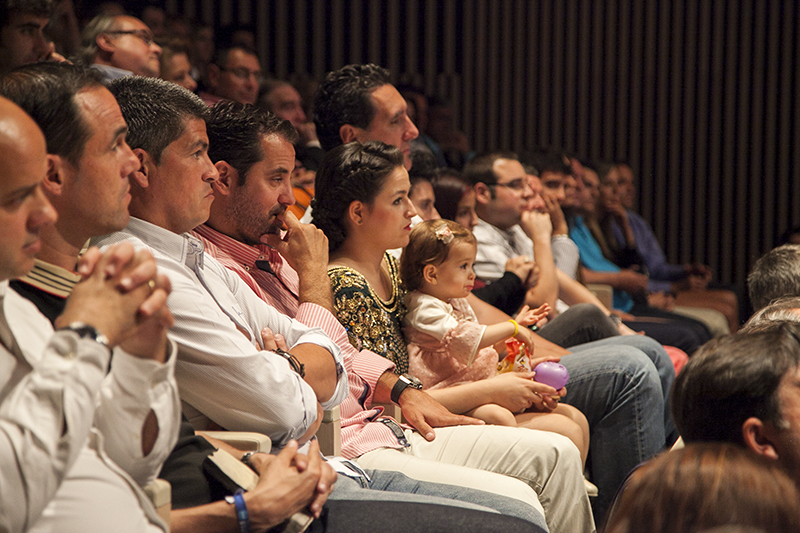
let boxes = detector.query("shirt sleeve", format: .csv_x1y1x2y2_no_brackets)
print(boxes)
93,341,181,487
404,295,459,341
0,331,110,533
551,234,581,279
150,249,328,448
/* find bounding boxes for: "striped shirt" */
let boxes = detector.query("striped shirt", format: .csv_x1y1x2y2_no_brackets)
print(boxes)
193,224,406,458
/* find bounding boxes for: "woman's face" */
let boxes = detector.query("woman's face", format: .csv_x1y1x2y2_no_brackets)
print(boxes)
361,166,417,249
455,189,479,231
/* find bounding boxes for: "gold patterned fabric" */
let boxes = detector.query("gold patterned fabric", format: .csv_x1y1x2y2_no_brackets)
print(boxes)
328,253,409,374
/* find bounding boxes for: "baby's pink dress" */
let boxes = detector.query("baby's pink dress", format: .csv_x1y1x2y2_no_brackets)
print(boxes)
403,291,499,390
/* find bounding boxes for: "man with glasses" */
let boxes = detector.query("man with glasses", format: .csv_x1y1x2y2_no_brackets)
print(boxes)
79,14,161,79
200,44,262,105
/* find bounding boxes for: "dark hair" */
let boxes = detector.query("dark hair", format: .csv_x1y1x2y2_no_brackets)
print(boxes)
1,0,52,29
108,75,208,163
211,44,258,69
312,63,391,151
400,219,476,292
462,151,518,187
671,323,800,445
0,62,104,165
206,100,298,185
158,37,191,68
521,147,571,175
742,296,800,332
605,443,800,533
311,140,404,252
256,77,290,110
431,168,470,221
747,244,800,311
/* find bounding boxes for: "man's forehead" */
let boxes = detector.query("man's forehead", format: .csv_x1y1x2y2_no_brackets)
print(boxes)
260,133,296,160
541,171,566,184
226,49,260,68
493,158,525,180
8,12,49,29
369,84,406,117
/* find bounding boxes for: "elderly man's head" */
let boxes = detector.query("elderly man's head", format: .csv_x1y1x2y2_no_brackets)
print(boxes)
672,322,800,485
313,63,418,170
0,0,53,73
80,14,162,77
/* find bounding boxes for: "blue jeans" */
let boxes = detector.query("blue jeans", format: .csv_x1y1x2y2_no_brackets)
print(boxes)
329,469,549,531
559,337,668,522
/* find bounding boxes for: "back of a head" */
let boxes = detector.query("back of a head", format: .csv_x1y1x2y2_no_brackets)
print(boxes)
0,62,104,165
522,147,571,176
432,168,469,221
312,63,390,151
108,75,207,162
671,324,800,445
604,443,800,533
747,244,800,311
77,13,118,65
741,296,800,332
205,100,297,182
311,140,404,252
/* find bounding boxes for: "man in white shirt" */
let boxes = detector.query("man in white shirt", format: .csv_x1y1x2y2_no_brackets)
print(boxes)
0,93,178,532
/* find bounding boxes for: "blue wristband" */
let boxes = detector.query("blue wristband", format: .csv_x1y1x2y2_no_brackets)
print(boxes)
232,489,251,533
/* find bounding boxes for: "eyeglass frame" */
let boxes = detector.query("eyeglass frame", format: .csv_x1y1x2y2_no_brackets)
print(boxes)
103,29,156,46
216,65,264,84
489,178,531,192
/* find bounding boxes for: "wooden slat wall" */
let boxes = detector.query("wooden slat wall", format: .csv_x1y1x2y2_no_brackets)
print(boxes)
168,0,800,295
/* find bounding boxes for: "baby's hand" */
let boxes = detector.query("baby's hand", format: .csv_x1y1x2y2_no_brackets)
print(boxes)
515,303,551,327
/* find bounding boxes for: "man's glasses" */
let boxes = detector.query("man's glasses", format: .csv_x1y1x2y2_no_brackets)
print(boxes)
218,66,264,84
491,179,530,192
104,29,155,46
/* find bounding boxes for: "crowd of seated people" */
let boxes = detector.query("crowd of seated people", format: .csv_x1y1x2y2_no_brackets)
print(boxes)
0,1,796,532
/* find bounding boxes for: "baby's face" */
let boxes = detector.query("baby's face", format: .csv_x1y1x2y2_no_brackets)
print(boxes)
429,240,478,301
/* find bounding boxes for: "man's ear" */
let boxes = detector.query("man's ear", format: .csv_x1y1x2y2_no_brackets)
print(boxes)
742,416,781,460
96,33,115,54
43,154,67,196
339,124,359,144
213,161,236,195
474,183,492,205
422,264,437,285
206,64,221,89
129,148,152,189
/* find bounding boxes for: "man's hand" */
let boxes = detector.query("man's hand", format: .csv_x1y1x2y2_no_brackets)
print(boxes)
398,388,484,441
261,211,333,309
542,189,568,235
245,440,336,528
57,243,172,359
504,255,534,282
261,211,328,274
520,210,553,241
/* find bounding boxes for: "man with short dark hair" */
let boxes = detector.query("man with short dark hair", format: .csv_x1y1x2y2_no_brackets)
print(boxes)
747,244,800,311
80,13,162,79
312,63,418,170
671,322,800,485
0,0,56,73
200,45,261,105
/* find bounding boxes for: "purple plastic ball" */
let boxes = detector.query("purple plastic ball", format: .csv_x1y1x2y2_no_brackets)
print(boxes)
533,362,569,389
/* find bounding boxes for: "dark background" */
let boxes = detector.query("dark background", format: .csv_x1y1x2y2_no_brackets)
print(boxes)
79,0,800,299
